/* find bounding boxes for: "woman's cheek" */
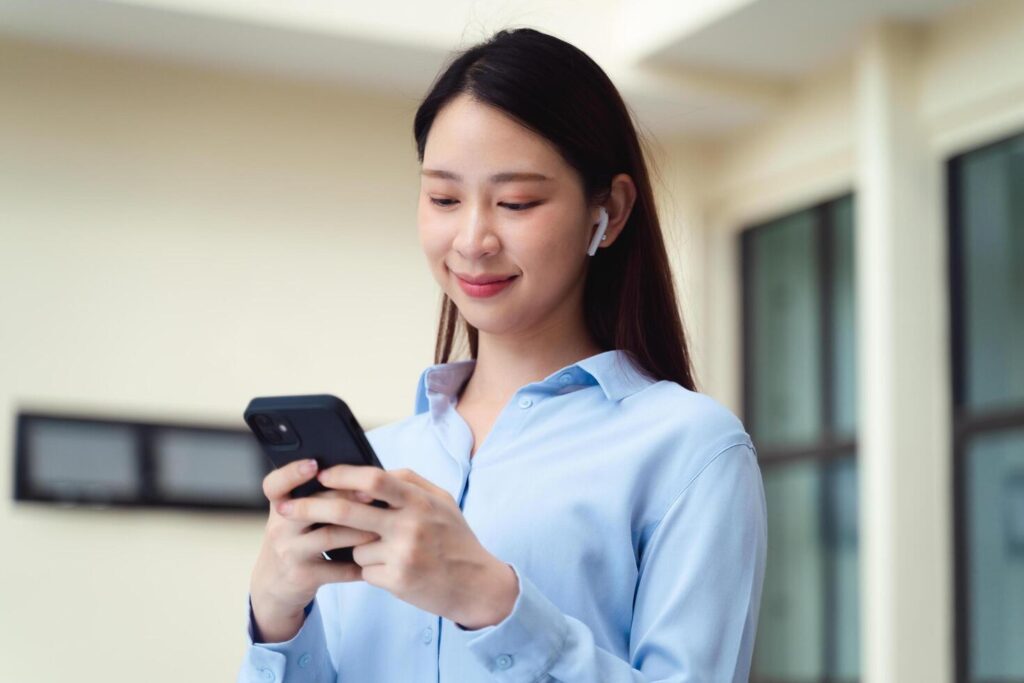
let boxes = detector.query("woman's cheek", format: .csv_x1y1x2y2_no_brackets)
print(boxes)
530,227,581,273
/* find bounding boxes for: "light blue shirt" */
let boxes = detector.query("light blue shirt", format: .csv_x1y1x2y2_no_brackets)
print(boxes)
237,349,767,682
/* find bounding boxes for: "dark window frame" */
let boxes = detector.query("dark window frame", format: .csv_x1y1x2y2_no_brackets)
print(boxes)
947,130,1024,683
13,409,272,513
741,192,859,683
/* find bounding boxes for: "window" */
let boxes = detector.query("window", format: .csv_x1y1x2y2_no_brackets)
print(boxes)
742,194,859,682
14,411,272,512
949,130,1024,683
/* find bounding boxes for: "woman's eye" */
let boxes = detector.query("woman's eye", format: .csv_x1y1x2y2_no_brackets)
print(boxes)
501,201,541,211
428,197,541,211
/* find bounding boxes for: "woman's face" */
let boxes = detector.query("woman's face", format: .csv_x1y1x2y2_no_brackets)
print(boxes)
417,93,597,339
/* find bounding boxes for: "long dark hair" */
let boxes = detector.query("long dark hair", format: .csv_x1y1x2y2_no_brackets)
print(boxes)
412,27,697,391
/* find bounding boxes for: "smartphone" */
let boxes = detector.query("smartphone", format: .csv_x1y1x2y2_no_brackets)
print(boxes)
244,393,389,562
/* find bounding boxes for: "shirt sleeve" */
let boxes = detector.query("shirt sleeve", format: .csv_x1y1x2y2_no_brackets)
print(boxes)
457,442,768,682
236,594,336,683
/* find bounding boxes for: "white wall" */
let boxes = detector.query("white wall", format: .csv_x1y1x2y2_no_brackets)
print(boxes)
698,54,855,411
698,0,1024,414
0,36,437,682
693,1,1024,681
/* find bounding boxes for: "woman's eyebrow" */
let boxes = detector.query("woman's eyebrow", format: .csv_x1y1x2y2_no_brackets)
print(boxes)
420,169,552,183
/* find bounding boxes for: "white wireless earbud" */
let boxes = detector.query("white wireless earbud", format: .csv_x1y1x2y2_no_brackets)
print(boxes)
587,207,609,256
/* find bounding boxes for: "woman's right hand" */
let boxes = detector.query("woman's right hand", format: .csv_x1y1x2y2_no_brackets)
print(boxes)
248,458,379,643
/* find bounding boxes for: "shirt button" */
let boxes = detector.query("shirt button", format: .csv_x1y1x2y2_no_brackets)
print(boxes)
421,626,434,644
258,667,275,681
517,397,533,409
495,653,514,669
298,653,312,668
558,373,573,385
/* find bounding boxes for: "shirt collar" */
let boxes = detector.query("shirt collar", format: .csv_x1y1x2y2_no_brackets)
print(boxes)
413,349,656,415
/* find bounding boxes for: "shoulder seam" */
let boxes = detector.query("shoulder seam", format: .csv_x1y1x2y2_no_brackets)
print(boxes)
637,441,756,577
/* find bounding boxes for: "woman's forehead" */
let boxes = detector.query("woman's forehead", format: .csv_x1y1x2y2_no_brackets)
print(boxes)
425,98,566,169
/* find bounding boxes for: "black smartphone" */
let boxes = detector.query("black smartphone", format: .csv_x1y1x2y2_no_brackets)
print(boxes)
243,393,389,562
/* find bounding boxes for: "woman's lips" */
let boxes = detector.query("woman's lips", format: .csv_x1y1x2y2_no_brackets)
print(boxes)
455,273,519,298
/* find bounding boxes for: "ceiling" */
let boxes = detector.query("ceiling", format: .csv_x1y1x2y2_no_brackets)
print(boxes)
0,0,977,140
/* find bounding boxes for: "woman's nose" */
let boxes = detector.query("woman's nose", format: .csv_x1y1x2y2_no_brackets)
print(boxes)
454,207,500,259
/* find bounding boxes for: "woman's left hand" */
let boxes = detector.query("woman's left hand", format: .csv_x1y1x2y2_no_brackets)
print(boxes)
275,464,519,630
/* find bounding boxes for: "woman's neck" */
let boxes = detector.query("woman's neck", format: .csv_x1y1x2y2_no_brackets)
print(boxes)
457,321,604,409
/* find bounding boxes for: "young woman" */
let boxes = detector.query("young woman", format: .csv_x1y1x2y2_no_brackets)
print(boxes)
238,27,766,682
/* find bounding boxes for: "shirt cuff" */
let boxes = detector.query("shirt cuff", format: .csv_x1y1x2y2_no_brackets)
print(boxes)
241,596,326,683
248,598,314,645
459,563,570,681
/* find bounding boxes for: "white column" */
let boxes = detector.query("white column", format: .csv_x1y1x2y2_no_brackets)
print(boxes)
854,21,953,683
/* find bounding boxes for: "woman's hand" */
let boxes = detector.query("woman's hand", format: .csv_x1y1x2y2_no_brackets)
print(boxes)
276,464,520,630
249,459,380,642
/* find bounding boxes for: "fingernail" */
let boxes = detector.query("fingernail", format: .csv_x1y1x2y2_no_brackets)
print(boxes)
300,459,318,475
278,501,293,515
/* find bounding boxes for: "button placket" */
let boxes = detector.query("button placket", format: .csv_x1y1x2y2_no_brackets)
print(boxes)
448,388,537,466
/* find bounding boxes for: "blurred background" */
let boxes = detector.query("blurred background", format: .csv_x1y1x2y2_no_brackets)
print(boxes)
1,0,1021,681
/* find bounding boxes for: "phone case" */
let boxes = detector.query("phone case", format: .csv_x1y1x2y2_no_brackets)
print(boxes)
244,393,388,562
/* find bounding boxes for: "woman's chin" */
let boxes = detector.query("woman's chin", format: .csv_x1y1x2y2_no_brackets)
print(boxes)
457,308,522,336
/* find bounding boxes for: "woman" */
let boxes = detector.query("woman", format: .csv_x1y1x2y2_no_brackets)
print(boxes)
238,27,766,682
